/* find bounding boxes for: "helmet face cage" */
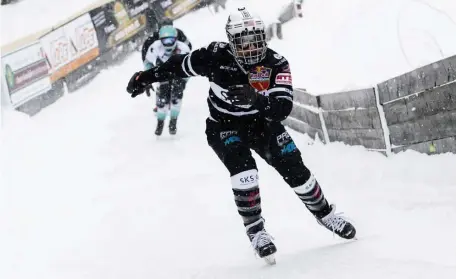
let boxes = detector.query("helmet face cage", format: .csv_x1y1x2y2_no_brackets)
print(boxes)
227,29,267,65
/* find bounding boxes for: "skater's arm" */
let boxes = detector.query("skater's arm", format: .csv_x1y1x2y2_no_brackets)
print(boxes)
141,33,158,61
136,42,216,84
252,62,293,121
144,43,159,70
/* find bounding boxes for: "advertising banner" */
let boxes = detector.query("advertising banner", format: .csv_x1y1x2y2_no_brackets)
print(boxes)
163,0,202,20
89,0,147,53
122,0,150,19
148,0,205,21
40,13,100,82
1,42,52,107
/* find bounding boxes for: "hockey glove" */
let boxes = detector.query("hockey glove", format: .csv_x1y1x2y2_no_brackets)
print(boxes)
226,84,258,106
127,71,149,98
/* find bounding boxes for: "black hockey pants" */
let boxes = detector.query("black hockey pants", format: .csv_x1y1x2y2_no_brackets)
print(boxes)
205,117,330,227
155,79,186,108
205,117,312,187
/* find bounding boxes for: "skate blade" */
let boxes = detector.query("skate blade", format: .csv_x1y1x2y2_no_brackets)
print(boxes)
263,254,276,265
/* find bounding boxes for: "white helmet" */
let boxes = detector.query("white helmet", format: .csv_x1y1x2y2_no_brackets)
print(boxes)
225,7,267,65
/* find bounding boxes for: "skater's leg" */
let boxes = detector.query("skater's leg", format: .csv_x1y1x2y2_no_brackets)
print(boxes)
205,118,276,257
252,122,356,238
170,80,184,119
250,122,329,216
156,83,170,120
168,79,185,134
205,118,261,225
155,83,170,135
153,89,158,112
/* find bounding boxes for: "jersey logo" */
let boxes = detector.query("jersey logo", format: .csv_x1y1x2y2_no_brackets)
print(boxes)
220,65,238,71
275,73,292,86
248,66,272,91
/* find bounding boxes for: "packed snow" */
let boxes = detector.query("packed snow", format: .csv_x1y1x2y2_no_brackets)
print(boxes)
2,0,456,279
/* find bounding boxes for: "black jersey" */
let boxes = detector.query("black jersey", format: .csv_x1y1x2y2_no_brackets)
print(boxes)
140,41,294,123
141,28,192,61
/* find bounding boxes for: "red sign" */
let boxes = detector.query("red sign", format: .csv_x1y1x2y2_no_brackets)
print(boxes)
275,73,292,86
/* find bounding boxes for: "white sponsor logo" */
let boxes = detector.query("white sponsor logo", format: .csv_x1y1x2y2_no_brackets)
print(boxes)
220,130,237,139
275,73,292,86
220,65,238,71
277,131,291,146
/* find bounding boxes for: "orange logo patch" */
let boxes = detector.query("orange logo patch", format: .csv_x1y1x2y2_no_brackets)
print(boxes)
248,66,271,92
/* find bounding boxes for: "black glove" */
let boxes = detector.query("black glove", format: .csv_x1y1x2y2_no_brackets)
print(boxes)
127,71,149,98
225,84,259,106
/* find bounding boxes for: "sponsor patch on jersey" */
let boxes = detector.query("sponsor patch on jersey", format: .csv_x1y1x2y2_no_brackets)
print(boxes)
275,73,292,86
220,65,238,71
248,66,272,91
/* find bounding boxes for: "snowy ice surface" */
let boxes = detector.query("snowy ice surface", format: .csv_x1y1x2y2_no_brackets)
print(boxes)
2,0,456,279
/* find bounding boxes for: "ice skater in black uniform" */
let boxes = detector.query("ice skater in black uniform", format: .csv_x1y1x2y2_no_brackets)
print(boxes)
127,7,356,264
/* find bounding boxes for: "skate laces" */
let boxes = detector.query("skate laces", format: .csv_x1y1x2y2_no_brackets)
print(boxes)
250,230,274,250
320,205,349,235
322,212,347,233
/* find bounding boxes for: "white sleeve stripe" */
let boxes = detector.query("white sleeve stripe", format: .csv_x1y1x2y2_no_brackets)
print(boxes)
267,87,293,95
187,52,198,76
275,96,293,102
181,55,191,77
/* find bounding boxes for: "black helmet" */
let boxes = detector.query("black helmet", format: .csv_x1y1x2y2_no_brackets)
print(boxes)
159,18,173,28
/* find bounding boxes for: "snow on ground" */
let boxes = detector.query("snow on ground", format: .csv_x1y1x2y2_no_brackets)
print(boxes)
2,1,456,279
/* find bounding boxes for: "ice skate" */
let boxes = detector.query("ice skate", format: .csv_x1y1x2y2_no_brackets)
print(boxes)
169,118,177,135
317,204,356,239
246,220,277,264
155,119,165,136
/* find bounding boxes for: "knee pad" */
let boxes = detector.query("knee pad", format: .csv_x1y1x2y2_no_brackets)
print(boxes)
231,169,259,190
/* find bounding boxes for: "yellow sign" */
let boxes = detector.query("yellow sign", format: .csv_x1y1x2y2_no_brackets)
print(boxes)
107,1,147,48
164,0,202,20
